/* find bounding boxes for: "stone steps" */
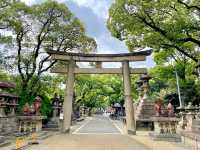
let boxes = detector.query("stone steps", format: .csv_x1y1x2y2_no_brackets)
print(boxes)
192,119,200,125
192,125,200,133
137,110,155,113
43,128,59,131
0,136,10,148
43,120,59,130
44,123,59,128
186,119,200,134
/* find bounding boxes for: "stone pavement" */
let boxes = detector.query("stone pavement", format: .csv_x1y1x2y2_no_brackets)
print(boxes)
27,134,150,150
73,114,121,134
26,115,150,150
1,115,189,150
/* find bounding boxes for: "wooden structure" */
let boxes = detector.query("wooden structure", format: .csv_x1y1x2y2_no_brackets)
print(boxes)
47,50,152,135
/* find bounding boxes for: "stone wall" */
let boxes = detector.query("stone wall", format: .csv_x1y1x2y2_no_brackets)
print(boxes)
0,116,18,136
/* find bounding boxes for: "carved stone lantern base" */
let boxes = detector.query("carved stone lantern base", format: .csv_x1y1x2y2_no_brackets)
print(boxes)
17,116,46,133
149,117,181,142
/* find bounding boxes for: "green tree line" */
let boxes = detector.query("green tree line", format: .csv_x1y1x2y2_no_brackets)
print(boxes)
108,0,200,106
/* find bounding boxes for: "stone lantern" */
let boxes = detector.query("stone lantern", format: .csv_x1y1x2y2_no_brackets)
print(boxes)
52,93,60,119
9,97,18,116
140,74,152,101
135,74,155,131
136,80,143,101
0,97,6,117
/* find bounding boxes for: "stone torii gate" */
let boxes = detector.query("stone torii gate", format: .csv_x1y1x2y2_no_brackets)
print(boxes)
47,50,152,135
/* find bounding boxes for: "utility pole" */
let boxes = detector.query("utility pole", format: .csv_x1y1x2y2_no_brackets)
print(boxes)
175,70,183,108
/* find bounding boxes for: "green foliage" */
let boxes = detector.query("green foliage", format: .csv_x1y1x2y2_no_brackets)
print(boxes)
75,75,126,110
74,74,140,112
13,74,65,116
108,0,200,62
0,0,97,114
107,0,200,107
0,69,10,81
40,94,53,117
149,63,200,106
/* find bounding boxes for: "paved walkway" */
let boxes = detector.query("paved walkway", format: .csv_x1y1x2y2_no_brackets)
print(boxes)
27,115,150,150
27,134,150,150
73,114,121,134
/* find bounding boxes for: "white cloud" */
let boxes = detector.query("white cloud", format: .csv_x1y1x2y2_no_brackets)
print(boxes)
21,0,111,19
57,0,66,2
66,0,110,19
20,0,39,5
96,32,128,54
19,0,155,68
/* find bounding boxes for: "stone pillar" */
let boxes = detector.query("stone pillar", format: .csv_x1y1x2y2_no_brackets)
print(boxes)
95,62,102,68
122,61,136,135
51,107,58,122
10,107,16,116
62,60,75,133
0,106,6,117
53,107,58,117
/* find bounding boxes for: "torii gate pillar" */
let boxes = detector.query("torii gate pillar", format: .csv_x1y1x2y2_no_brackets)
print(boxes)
63,60,75,133
122,61,136,135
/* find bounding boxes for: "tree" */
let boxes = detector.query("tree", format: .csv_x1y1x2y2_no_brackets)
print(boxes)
75,75,106,111
0,69,10,81
149,63,200,106
0,1,96,98
107,0,200,63
74,74,139,112
14,74,65,116
0,0,15,68
0,0,14,29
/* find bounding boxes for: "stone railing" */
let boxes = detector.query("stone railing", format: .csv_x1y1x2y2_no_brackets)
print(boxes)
177,103,200,133
176,103,200,149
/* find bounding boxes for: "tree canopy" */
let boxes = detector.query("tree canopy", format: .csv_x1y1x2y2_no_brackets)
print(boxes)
0,0,96,99
75,75,125,111
108,0,200,106
2,0,200,117
107,0,200,63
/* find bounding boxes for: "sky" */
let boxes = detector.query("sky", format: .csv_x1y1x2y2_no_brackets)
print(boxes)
21,0,155,68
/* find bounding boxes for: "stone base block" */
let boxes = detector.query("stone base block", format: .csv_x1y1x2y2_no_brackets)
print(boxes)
149,132,181,142
127,130,136,135
62,128,70,134
0,136,10,148
43,120,59,131
136,121,154,131
0,116,18,136
181,135,200,150
181,131,200,149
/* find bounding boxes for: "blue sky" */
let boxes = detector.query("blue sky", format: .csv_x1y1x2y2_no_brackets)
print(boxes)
64,0,128,54
21,0,155,68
